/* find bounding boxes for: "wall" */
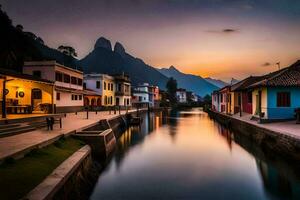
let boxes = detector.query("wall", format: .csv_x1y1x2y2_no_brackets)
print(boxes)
252,88,268,118
4,77,53,106
267,87,300,120
207,110,300,161
23,65,55,81
55,91,83,107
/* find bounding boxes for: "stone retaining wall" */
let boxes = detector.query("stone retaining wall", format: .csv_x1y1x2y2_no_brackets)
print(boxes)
207,110,300,161
25,145,98,200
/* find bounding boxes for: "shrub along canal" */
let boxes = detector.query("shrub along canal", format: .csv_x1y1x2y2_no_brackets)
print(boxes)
90,108,300,200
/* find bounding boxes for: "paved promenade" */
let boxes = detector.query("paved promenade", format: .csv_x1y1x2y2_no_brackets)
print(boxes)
0,109,142,162
231,113,300,140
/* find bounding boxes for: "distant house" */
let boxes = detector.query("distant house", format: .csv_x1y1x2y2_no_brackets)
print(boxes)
23,61,84,113
113,73,131,108
132,83,151,107
230,76,264,115
153,86,160,107
219,86,231,114
84,73,115,107
186,91,198,102
211,90,220,112
176,88,187,103
248,60,300,121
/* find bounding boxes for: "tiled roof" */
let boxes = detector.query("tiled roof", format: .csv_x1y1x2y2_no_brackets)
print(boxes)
231,76,264,91
249,60,300,88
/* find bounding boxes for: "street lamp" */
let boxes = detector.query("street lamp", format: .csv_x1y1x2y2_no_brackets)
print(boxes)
1,76,14,119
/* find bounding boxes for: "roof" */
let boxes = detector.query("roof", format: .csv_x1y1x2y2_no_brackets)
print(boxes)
218,85,231,93
24,60,83,74
0,68,54,84
82,89,101,96
249,60,300,88
231,76,264,91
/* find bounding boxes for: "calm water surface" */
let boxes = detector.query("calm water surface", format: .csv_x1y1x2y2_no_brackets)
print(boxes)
90,108,300,200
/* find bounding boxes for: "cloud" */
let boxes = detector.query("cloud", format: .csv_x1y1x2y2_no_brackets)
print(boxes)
223,29,236,33
262,62,271,67
206,28,238,34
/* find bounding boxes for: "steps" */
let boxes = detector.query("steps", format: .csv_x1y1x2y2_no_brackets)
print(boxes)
0,124,36,138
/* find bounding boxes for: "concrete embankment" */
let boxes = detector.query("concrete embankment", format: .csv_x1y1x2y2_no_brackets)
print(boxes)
25,109,148,200
25,145,96,200
207,109,300,161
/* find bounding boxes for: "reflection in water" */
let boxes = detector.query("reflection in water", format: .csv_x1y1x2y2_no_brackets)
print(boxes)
90,108,300,200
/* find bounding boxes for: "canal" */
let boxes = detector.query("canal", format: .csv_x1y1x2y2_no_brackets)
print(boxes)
90,108,300,200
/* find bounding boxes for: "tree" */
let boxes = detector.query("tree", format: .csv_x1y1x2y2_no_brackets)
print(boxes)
57,45,77,57
203,94,212,104
166,77,178,105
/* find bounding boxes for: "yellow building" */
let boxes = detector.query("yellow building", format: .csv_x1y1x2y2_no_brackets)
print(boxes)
0,69,54,118
84,74,115,107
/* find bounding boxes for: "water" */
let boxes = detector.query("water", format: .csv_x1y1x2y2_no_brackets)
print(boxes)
90,108,300,200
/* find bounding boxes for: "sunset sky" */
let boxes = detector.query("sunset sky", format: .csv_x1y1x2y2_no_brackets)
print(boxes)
2,0,300,81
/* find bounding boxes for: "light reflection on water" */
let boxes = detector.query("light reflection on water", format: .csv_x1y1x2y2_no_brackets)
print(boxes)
90,108,300,200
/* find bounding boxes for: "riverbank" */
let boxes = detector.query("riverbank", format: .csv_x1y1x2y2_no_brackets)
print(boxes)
207,109,300,161
0,108,149,200
0,137,85,200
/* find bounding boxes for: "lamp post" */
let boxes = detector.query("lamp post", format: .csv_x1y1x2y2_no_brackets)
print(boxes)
1,76,6,119
1,77,14,119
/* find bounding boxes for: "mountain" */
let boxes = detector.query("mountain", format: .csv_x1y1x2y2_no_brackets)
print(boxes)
204,77,229,88
0,6,80,72
79,37,169,89
158,66,219,96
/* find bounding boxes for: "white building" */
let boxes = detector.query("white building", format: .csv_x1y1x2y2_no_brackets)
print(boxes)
176,88,187,103
132,83,152,107
83,73,115,106
23,61,84,113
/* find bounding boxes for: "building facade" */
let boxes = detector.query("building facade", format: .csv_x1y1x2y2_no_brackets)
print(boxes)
0,69,54,117
132,83,152,107
113,74,131,107
176,88,187,103
84,74,115,107
23,61,84,113
248,60,300,121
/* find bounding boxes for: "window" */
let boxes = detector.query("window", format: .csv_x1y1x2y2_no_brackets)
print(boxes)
79,95,82,100
77,78,82,86
83,82,86,89
74,95,78,100
104,82,106,90
108,83,110,90
56,92,60,100
105,96,107,105
139,96,142,101
96,81,100,89
277,92,291,107
220,94,223,102
71,76,77,85
118,84,122,92
55,72,63,82
63,74,70,83
33,70,41,78
111,83,113,91
71,94,74,100
110,96,113,104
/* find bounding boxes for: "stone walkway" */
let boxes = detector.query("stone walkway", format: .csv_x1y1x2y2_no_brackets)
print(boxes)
231,113,300,140
0,109,142,162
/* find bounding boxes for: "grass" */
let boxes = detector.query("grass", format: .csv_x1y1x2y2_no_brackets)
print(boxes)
0,137,85,200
